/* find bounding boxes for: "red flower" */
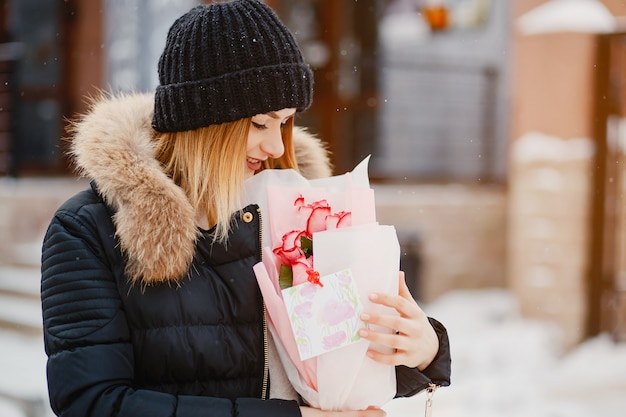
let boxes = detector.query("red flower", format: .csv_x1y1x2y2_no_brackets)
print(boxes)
296,197,332,236
326,211,352,229
306,206,331,235
292,257,314,286
274,195,352,289
294,194,305,207
273,230,307,265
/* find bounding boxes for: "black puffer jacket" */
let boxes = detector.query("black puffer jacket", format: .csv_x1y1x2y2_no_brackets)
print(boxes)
41,93,450,417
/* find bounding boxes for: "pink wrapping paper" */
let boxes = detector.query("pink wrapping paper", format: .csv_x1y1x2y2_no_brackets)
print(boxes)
244,157,400,411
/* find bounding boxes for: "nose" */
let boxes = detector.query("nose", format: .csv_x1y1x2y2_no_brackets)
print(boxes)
261,127,285,159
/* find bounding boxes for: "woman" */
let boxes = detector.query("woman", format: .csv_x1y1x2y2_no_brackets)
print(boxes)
40,1,451,416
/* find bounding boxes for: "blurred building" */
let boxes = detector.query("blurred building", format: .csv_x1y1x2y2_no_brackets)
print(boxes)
1,0,626,351
509,0,626,348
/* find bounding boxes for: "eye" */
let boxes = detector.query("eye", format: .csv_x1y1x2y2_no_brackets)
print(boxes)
252,121,267,130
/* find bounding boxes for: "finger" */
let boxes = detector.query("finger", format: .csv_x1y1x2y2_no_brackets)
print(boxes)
360,323,415,361
367,291,406,312
398,272,425,319
365,406,388,417
368,291,420,319
366,346,395,364
364,343,401,366
360,311,407,334
398,271,413,300
359,326,395,347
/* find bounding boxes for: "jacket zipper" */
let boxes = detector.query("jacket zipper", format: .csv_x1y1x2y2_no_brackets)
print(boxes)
257,207,270,400
261,304,269,399
424,383,437,417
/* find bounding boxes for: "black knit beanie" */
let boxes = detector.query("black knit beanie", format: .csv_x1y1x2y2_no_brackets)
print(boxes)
152,0,314,132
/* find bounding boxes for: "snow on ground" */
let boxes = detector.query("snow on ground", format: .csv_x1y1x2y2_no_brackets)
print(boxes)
1,283,625,417
385,289,626,417
0,329,51,417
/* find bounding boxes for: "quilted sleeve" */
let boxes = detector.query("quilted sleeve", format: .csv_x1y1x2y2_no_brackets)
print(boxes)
41,203,300,417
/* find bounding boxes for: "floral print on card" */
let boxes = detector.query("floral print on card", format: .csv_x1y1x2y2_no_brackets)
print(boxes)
281,268,364,360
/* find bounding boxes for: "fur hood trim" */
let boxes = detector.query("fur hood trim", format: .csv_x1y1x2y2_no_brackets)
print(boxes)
69,92,332,284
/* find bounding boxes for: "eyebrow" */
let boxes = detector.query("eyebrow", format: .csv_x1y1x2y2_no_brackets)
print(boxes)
267,110,296,119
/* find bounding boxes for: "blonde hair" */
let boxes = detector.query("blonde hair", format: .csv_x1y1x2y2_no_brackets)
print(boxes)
154,116,298,242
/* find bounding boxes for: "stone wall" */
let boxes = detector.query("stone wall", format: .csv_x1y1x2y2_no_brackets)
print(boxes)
374,183,507,303
507,133,595,349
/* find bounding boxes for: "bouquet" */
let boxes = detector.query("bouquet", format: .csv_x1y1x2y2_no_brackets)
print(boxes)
243,157,400,411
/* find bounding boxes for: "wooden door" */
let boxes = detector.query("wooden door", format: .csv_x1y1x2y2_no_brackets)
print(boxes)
267,0,379,174
1,0,102,176
589,33,626,342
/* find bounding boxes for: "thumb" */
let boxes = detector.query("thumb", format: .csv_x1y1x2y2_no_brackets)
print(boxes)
398,270,413,300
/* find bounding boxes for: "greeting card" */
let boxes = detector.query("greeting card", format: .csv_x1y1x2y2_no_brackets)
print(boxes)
281,268,363,360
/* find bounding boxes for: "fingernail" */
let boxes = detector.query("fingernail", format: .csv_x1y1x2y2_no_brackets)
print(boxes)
360,313,370,321
369,293,379,300
359,329,369,337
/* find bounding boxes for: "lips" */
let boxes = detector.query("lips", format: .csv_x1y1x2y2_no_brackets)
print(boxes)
246,157,263,172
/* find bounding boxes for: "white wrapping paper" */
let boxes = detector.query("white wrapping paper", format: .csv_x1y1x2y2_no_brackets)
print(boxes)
244,157,400,411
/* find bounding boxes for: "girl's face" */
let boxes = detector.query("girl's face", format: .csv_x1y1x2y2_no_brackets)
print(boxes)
245,108,296,179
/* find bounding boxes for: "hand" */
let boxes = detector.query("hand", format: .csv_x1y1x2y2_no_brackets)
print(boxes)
358,271,439,370
300,406,386,417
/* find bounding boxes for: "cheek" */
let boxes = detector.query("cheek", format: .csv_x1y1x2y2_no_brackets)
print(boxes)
246,130,262,152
